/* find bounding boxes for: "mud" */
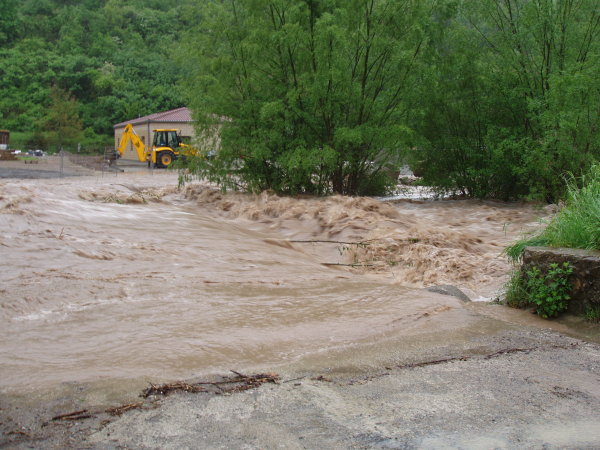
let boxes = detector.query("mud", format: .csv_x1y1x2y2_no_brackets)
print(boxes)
1,168,598,448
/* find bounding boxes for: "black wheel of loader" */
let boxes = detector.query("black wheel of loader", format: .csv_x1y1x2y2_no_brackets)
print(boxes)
158,151,174,168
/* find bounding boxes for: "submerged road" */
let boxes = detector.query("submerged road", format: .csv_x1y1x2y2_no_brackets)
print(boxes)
88,328,600,449
3,318,599,449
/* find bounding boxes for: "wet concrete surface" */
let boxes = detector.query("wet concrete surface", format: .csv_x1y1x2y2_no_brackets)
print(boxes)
2,325,599,449
93,332,598,450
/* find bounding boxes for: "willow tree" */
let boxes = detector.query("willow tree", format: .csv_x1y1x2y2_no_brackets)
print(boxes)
181,0,429,195
476,0,600,200
414,0,600,201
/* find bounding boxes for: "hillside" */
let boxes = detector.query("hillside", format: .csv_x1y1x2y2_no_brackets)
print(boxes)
0,0,199,149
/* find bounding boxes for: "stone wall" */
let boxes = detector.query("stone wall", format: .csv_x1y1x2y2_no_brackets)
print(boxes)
522,247,600,314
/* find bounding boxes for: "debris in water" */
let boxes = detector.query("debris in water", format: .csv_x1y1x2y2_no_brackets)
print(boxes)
220,371,280,393
3,430,31,437
51,409,93,421
105,401,144,416
141,382,206,398
142,371,280,398
311,375,333,382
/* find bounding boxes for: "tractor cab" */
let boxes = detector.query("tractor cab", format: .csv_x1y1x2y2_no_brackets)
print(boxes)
152,129,181,149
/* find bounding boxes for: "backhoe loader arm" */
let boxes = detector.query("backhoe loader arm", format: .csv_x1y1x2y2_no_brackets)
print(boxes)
117,124,149,163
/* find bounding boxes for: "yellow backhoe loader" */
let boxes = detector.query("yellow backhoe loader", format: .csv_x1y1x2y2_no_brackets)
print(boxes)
116,124,191,168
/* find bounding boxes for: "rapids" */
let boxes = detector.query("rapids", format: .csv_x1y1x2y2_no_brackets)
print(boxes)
0,173,548,391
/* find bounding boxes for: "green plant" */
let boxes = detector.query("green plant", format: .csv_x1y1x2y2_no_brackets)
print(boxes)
504,269,529,309
584,306,600,323
524,262,573,319
506,164,600,260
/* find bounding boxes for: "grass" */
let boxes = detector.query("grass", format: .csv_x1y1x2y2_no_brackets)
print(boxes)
6,131,33,149
506,164,600,260
504,269,529,309
585,306,600,323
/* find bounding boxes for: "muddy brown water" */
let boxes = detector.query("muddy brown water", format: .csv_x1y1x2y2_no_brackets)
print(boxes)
0,173,552,392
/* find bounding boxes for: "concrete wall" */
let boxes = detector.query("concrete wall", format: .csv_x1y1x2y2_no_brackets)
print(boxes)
114,122,195,161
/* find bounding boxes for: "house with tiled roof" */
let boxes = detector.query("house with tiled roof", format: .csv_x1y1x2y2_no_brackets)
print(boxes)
113,107,195,161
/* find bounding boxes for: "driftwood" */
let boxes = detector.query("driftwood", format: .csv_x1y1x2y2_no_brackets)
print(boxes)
43,371,282,427
391,345,570,371
141,371,280,398
311,375,333,382
51,410,93,421
218,371,280,393
141,382,206,398
105,401,144,416
289,238,420,245
396,357,469,370
322,263,376,267
483,347,533,359
289,239,375,245
3,430,31,437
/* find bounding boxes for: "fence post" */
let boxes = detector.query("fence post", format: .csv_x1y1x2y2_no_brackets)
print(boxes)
59,147,64,178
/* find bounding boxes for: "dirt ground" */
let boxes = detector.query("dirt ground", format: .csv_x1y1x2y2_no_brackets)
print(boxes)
1,160,599,449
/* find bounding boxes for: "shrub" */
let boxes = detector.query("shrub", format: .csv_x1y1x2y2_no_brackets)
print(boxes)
505,262,573,319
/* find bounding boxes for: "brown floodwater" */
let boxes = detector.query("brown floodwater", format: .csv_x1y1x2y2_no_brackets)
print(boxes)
0,174,551,391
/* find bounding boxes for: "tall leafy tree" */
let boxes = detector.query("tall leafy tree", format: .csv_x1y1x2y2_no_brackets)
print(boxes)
414,0,600,201
39,86,84,151
182,0,429,195
0,0,20,45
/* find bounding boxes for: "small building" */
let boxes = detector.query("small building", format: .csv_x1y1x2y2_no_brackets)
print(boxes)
113,107,195,161
0,130,9,151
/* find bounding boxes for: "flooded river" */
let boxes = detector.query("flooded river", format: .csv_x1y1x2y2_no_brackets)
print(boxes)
0,173,549,391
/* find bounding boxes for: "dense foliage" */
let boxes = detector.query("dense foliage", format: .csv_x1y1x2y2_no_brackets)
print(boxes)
505,262,573,319
0,0,199,150
182,0,599,198
413,0,600,201
181,0,427,195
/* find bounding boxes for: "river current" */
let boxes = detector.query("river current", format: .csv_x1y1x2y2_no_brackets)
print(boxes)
0,173,548,391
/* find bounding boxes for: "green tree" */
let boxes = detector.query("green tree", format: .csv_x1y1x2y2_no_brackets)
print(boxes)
0,0,20,45
40,86,84,151
182,0,428,195
0,0,191,138
413,0,600,201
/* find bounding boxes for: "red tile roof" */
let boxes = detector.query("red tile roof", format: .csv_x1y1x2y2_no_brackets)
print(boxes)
113,107,193,128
